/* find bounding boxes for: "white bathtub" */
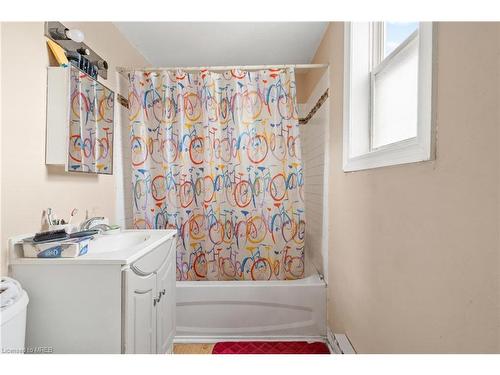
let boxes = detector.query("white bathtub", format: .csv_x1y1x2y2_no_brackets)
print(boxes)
175,268,326,342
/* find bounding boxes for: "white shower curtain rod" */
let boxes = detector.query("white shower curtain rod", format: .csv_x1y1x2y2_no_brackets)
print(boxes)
116,63,328,74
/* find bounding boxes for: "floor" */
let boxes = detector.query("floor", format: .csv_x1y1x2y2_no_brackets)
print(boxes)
173,343,215,354
173,342,332,354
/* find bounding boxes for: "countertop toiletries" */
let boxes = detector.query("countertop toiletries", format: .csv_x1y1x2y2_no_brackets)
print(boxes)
46,208,53,226
44,208,78,233
68,208,78,224
33,229,68,243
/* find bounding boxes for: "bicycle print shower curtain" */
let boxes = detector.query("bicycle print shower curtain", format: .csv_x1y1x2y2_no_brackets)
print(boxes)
129,68,305,281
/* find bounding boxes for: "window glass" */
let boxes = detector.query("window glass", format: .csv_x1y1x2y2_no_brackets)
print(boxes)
384,22,418,57
373,38,419,148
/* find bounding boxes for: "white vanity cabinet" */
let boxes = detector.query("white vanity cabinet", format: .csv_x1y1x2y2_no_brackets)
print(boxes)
9,230,176,354
123,240,176,354
155,254,176,354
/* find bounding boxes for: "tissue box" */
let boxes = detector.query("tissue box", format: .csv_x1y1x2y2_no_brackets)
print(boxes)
22,237,91,258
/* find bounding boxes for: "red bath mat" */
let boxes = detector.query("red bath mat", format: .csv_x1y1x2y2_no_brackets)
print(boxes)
212,341,330,354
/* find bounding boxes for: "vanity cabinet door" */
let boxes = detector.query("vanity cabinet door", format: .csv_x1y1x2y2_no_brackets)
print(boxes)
156,253,176,354
123,270,157,354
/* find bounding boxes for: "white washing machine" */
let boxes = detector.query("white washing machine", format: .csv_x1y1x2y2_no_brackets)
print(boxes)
0,277,29,354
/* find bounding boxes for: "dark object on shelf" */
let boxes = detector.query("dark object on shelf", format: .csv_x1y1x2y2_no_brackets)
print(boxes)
67,50,96,79
77,47,90,56
80,56,89,73
66,50,81,69
33,229,69,243
89,64,98,79
69,54,98,79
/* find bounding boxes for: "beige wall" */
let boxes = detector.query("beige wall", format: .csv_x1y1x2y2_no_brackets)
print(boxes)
303,22,500,353
0,22,149,274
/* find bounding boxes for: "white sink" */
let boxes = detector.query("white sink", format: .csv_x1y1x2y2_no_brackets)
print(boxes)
10,229,176,265
88,232,151,254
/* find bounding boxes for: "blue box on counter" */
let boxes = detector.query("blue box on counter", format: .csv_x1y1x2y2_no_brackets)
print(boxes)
22,236,91,258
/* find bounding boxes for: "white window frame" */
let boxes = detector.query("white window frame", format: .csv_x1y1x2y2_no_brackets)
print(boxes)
343,22,436,172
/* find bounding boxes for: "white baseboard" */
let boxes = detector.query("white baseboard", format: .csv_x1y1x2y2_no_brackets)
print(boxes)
327,328,356,354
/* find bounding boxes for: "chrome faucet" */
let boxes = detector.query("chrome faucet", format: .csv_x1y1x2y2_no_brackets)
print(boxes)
90,224,113,233
80,217,111,233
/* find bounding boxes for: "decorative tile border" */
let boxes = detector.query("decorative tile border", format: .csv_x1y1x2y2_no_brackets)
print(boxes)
117,93,129,109
299,88,329,125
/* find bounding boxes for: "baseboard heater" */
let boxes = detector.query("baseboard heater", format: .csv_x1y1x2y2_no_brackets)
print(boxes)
327,329,356,354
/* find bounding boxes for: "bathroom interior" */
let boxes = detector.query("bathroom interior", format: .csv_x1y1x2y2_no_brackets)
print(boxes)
1,5,500,368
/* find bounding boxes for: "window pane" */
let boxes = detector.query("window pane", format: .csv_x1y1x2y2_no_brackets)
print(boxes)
372,38,418,149
384,22,418,57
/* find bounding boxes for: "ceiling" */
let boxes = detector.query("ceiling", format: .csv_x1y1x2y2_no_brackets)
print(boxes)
114,22,328,67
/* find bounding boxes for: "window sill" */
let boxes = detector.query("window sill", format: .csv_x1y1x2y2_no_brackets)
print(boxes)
343,138,433,172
